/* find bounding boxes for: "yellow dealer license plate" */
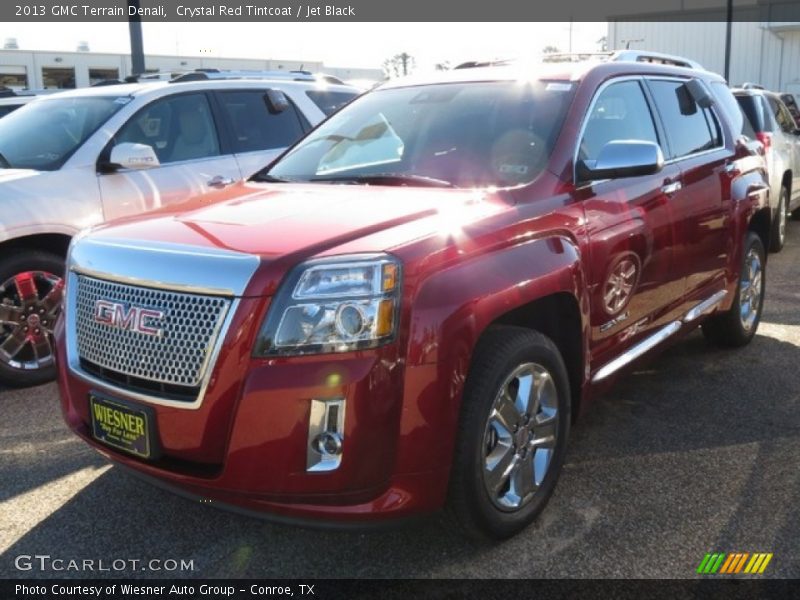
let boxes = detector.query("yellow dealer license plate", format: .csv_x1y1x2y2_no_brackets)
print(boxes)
89,394,156,459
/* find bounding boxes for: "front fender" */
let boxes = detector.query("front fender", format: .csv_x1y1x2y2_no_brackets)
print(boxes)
394,235,589,482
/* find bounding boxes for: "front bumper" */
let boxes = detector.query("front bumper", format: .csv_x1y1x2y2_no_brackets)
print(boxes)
56,314,449,523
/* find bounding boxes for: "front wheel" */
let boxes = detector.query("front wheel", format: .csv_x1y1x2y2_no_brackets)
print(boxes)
446,326,571,539
0,251,65,387
702,232,765,347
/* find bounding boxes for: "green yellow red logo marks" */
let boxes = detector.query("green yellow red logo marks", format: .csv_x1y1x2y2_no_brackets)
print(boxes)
697,552,773,575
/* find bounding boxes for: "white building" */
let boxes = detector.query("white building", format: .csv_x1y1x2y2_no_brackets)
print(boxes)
0,45,383,90
609,21,800,94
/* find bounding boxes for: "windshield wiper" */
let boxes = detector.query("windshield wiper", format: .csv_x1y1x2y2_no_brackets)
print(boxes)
311,173,456,188
0,152,10,169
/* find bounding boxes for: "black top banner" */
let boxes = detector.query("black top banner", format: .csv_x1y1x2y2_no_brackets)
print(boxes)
4,0,800,22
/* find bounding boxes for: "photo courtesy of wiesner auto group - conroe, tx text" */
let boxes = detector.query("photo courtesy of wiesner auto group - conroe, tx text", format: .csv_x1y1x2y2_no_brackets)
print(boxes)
2,0,800,596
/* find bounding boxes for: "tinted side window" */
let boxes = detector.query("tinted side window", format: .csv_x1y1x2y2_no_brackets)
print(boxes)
579,80,659,161
116,93,220,164
217,91,305,153
649,80,721,159
306,90,358,116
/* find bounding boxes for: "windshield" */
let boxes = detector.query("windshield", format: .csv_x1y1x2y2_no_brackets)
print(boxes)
266,80,575,188
0,96,125,170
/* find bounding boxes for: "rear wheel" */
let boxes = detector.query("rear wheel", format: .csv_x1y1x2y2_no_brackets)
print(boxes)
0,251,65,388
769,186,788,252
702,232,765,347
446,326,570,539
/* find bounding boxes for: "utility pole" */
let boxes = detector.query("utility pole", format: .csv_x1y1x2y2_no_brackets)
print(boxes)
128,0,145,76
724,0,733,81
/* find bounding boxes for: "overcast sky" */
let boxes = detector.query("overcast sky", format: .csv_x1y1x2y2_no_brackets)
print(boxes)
0,22,608,70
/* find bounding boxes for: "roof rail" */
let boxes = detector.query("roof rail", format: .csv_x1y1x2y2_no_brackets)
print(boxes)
741,82,765,90
455,50,703,71
540,52,614,63
454,59,514,69
611,50,703,70
168,69,345,85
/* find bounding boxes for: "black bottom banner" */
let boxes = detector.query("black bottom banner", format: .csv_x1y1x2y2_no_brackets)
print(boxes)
3,579,800,600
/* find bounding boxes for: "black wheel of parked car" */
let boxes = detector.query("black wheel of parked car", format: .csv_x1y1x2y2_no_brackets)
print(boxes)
0,251,65,388
769,186,788,253
446,325,571,539
702,232,765,347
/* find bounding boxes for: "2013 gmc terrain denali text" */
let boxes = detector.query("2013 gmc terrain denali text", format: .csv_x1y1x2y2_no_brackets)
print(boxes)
57,52,772,539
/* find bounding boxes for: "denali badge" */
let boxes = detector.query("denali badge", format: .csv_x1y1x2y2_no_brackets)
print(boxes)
94,300,164,337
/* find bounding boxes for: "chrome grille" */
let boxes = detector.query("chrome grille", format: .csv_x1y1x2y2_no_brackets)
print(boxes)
75,275,230,388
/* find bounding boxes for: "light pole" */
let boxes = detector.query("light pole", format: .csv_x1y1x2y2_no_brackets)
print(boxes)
128,0,145,76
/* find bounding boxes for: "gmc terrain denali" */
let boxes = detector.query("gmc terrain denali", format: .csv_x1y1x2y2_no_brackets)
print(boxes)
57,52,771,539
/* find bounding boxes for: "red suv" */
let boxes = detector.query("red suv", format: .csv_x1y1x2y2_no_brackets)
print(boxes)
57,52,771,539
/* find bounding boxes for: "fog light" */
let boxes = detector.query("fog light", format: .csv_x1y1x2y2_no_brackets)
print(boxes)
307,398,345,472
312,432,343,456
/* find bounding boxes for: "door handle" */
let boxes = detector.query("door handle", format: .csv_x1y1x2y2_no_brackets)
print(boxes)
661,181,682,195
207,175,236,188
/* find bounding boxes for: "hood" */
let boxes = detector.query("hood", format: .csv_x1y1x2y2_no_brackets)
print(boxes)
89,182,511,259
0,168,39,184
81,182,512,296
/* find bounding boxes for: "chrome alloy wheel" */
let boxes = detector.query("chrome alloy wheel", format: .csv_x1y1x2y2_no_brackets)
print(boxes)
739,247,763,333
0,271,64,370
482,362,559,511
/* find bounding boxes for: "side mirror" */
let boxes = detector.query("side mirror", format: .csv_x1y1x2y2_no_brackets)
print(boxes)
685,78,715,109
108,142,160,171
265,89,289,114
576,140,664,182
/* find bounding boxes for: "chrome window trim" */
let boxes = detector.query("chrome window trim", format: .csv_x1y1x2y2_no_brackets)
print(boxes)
573,74,728,187
65,270,240,410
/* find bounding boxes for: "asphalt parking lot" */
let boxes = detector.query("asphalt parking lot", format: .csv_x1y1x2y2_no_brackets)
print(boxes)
1,224,799,580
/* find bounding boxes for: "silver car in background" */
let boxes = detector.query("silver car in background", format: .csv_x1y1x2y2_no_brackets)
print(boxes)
0,74,358,387
734,86,800,252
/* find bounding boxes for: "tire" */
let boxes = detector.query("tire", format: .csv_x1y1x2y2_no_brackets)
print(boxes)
769,186,788,253
0,250,65,387
446,325,571,540
702,232,765,348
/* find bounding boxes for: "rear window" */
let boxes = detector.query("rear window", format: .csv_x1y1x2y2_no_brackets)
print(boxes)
305,90,358,116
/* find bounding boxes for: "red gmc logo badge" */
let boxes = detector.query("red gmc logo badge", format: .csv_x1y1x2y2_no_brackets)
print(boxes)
94,300,164,337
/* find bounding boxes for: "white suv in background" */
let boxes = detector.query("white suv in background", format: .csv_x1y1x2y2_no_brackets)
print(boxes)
0,74,359,387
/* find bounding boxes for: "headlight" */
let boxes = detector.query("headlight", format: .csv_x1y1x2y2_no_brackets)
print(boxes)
254,255,401,356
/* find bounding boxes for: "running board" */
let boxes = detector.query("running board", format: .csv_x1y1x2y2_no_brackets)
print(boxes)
592,321,682,382
591,290,728,383
684,290,727,322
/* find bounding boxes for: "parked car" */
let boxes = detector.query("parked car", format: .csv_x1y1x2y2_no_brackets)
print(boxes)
733,86,800,252
57,52,770,539
0,88,50,118
0,74,358,387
